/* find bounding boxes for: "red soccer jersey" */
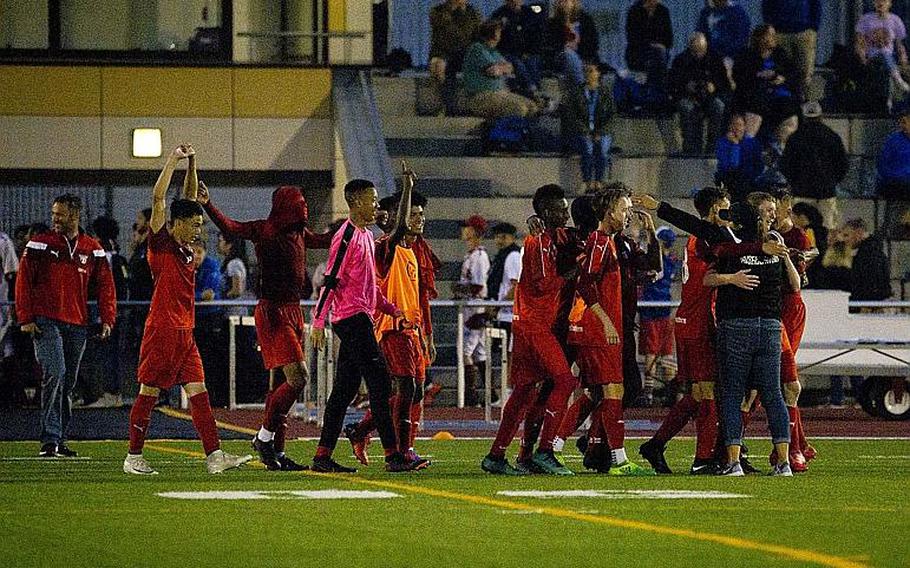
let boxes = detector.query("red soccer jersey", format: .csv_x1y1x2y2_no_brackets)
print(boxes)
513,229,568,333
568,230,622,347
781,225,811,348
674,236,716,340
145,228,196,330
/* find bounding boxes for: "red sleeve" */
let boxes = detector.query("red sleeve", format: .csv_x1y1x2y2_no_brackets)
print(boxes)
14,250,34,325
91,246,117,327
577,235,607,307
204,201,261,241
712,241,763,258
304,229,333,249
419,289,433,336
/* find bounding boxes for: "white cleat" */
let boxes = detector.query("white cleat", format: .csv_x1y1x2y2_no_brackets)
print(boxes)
206,449,253,474
123,453,158,475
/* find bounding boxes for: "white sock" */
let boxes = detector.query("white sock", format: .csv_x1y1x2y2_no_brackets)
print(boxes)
257,427,274,442
611,447,628,465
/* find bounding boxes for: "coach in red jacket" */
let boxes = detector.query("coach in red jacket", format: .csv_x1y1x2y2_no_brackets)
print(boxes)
15,193,116,458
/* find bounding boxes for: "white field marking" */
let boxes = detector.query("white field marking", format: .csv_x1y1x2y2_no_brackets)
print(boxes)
858,455,910,459
0,456,92,461
497,490,749,500
157,490,400,501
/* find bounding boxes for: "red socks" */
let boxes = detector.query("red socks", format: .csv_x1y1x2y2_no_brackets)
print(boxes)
488,384,536,459
557,392,594,441
263,381,302,432
537,373,579,452
653,394,697,444
598,398,625,450
189,392,220,456
694,399,718,460
128,394,157,454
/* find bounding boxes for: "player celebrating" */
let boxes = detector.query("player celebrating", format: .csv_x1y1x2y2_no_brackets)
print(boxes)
124,145,251,475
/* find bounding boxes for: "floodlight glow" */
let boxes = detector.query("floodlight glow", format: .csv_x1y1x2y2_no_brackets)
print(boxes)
132,128,162,158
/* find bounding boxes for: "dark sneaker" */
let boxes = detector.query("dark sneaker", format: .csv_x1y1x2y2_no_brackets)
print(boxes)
769,462,793,477
516,457,546,474
739,454,760,475
481,455,529,476
343,423,370,466
531,450,574,476
252,437,281,471
717,462,744,476
385,453,416,473
276,453,308,471
575,434,589,455
312,456,357,473
690,458,721,475
639,439,672,474
583,444,612,473
38,443,58,458
404,449,431,471
56,444,78,458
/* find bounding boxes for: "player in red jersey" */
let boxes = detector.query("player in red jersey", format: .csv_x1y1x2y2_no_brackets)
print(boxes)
124,145,251,475
199,179,331,471
481,184,579,475
569,189,655,476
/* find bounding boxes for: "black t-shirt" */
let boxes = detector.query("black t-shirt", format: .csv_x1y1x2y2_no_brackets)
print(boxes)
715,251,785,321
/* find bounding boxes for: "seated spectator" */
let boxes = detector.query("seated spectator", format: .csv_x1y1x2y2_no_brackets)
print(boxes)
669,32,731,156
762,0,820,101
563,63,615,193
463,20,541,120
815,225,853,292
733,24,797,127
548,0,600,74
855,0,910,111
696,0,751,66
714,113,763,203
780,101,848,229
843,218,892,302
877,104,910,238
625,0,673,91
429,0,482,116
757,103,799,176
828,41,881,114
491,0,546,99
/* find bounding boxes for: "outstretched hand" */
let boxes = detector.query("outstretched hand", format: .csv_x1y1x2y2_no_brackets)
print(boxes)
632,194,660,211
197,181,210,205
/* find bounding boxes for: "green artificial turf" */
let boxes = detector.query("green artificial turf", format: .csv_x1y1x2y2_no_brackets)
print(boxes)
0,438,906,568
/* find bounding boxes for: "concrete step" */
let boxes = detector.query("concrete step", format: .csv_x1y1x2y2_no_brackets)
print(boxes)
382,116,485,138
386,136,484,157
396,177,494,198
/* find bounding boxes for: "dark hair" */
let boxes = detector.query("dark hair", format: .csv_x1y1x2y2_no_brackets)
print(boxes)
532,184,565,216
592,187,630,221
477,20,501,42
91,216,120,242
845,218,867,232
378,195,398,213
219,232,248,274
53,193,82,212
141,208,153,223
693,186,730,218
792,202,822,228
29,222,49,235
344,179,375,205
571,196,597,235
491,222,517,236
171,199,204,220
751,23,775,49
389,190,429,209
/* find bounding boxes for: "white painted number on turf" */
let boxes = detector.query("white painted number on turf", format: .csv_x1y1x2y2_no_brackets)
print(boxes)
497,490,749,500
157,490,400,500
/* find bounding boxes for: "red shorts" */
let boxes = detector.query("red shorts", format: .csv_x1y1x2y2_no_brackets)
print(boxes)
780,327,798,384
138,327,204,389
576,346,623,386
782,298,806,353
638,318,674,356
676,337,716,384
380,331,425,381
510,326,574,387
254,301,306,370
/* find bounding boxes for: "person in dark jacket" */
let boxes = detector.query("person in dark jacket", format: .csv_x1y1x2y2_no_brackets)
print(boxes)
762,0,821,101
696,0,751,63
491,0,547,99
670,32,732,156
843,218,892,303
733,24,798,122
548,0,600,64
429,0,483,116
563,63,615,192
877,104,910,238
625,0,673,91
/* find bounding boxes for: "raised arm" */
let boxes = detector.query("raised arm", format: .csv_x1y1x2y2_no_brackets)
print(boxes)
197,182,260,241
182,145,198,200
389,160,415,246
150,145,191,233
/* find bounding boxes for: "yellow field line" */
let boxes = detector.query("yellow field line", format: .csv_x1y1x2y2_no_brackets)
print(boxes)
155,407,259,436
144,443,867,568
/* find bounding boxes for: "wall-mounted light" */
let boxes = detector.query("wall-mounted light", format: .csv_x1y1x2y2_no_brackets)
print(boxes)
132,128,162,158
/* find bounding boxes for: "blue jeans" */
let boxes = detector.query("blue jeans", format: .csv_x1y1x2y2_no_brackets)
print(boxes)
575,134,612,183
678,96,726,156
716,318,790,447
504,53,541,98
34,317,87,445
557,48,584,88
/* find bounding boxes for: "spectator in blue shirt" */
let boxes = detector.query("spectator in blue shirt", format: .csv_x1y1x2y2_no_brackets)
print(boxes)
877,104,910,237
192,243,223,316
762,0,821,100
696,0,751,64
715,113,763,203
637,226,678,407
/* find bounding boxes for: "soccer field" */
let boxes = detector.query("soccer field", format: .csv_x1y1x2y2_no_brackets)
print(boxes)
1,438,907,568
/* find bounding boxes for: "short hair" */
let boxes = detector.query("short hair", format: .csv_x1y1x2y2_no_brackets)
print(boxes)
141,208,153,223
745,191,775,209
792,202,823,227
91,216,119,241
845,218,867,232
592,188,631,221
53,193,82,212
378,195,397,213
750,24,775,48
477,20,501,42
693,186,730,218
532,184,565,216
344,179,375,205
491,222,517,236
571,196,597,235
171,199,204,220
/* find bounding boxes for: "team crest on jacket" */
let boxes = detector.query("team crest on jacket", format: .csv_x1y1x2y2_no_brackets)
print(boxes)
78,254,88,264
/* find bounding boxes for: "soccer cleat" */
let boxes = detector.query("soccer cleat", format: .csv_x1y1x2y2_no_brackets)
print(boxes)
638,439,672,474
206,450,253,474
312,456,357,473
531,450,574,476
343,423,370,466
717,462,744,477
38,443,58,458
803,444,817,461
690,458,721,475
275,453,309,471
385,452,419,473
517,457,546,474
575,434,589,455
583,444,612,473
769,462,794,477
56,444,78,457
404,449,431,470
481,455,529,476
123,453,158,475
739,454,760,474
552,437,566,453
423,382,443,406
608,461,657,476
252,437,281,471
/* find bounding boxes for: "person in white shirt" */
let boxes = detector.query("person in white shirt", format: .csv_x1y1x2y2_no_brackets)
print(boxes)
0,231,19,360
453,215,491,406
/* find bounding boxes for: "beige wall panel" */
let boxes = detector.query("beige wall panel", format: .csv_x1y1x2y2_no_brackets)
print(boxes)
0,116,101,169
234,118,332,170
101,117,232,170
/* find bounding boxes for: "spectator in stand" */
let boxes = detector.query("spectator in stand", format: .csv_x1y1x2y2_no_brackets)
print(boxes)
463,20,542,120
762,0,820,101
190,241,224,406
670,32,732,156
758,104,800,178
855,0,910,110
715,113,763,203
791,201,828,288
625,0,673,92
733,25,797,129
15,194,116,457
563,63,615,193
429,0,482,116
217,232,253,317
548,0,600,68
843,218,892,303
696,0,751,66
637,226,678,407
877,104,910,239
128,208,154,303
453,215,490,407
780,101,848,230
491,0,546,100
